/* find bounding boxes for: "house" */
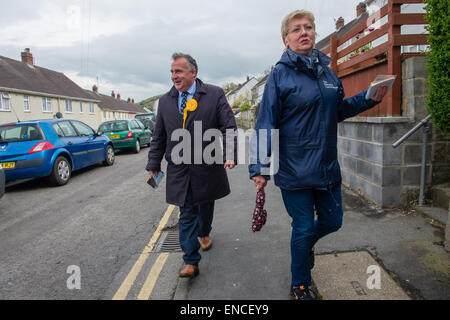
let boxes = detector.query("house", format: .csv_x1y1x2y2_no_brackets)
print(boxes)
139,95,162,115
225,76,258,108
316,1,428,64
85,86,146,127
316,3,373,65
0,49,101,129
251,73,269,108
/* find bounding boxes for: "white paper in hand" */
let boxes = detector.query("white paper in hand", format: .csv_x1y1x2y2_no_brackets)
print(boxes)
366,75,396,100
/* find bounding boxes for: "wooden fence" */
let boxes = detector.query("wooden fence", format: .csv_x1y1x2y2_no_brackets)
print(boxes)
321,0,428,116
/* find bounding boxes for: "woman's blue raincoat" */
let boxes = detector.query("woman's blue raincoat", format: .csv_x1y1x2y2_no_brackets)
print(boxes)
248,49,378,190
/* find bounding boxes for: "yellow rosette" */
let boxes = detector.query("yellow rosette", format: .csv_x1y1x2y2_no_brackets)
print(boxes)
183,99,198,129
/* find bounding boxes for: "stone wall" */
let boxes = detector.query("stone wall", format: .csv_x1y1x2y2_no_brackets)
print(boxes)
338,56,450,207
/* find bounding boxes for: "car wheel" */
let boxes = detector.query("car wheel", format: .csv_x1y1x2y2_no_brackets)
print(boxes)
49,156,71,186
103,145,115,166
133,139,141,154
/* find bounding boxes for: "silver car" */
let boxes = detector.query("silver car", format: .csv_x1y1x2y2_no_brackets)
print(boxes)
0,165,4,199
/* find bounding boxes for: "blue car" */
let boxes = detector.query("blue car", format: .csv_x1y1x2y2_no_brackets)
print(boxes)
0,166,4,198
0,119,115,186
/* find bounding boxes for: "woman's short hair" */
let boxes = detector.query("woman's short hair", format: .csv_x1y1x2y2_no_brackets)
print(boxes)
172,52,198,73
281,10,316,44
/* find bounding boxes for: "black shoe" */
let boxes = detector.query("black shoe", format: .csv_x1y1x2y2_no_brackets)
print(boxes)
290,285,314,300
310,247,315,269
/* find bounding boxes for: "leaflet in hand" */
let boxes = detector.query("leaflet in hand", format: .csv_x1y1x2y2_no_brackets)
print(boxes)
146,171,165,189
366,75,396,100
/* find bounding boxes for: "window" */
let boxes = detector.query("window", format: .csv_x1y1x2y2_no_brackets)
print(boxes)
65,100,73,113
0,124,43,142
89,103,94,114
132,120,142,129
71,120,95,137
79,102,83,113
53,121,77,137
0,92,11,111
42,97,52,112
23,95,30,112
135,120,144,129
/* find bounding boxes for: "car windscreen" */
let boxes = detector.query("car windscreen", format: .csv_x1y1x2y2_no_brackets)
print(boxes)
136,114,155,121
0,124,44,143
98,121,128,133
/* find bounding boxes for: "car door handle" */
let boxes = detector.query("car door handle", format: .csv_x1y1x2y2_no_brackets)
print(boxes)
67,141,73,145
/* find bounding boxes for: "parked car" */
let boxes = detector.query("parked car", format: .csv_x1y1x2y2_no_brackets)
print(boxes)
0,165,4,198
0,119,115,186
97,119,151,154
135,113,156,131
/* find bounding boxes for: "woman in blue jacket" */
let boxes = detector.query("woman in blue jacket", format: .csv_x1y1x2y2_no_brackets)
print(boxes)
249,10,387,300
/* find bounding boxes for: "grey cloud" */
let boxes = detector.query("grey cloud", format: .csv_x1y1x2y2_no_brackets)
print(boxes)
1,0,363,101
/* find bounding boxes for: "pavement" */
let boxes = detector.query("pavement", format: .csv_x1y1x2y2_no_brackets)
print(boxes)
105,163,449,301
172,164,449,300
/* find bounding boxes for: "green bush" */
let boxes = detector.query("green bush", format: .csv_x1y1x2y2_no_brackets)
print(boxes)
424,0,450,135
232,93,252,111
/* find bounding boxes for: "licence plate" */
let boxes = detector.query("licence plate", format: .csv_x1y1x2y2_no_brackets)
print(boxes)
1,162,15,169
109,135,120,139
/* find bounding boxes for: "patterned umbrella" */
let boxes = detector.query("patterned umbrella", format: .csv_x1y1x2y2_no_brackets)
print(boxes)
252,188,267,232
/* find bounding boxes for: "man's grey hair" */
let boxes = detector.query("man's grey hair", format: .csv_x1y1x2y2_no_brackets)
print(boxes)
172,52,198,73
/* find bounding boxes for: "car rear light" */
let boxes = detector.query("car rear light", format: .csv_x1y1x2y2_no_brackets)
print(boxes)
126,131,133,138
28,141,55,154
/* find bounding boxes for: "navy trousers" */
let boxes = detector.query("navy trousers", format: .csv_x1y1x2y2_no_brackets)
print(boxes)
179,188,215,265
281,184,343,287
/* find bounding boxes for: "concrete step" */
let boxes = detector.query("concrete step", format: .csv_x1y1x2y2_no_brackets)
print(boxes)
415,205,448,226
433,183,450,211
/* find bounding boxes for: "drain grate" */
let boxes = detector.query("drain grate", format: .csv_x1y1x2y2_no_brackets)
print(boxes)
154,230,182,253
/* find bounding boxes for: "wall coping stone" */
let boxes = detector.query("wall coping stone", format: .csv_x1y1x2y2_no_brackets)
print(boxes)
343,116,414,124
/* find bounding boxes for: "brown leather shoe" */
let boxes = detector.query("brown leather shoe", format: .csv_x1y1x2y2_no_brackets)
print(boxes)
179,264,199,278
199,236,213,251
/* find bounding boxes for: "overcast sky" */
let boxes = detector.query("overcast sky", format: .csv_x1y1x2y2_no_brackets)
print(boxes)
0,0,366,102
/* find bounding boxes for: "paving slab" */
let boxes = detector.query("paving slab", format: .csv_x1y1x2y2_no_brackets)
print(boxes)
311,251,411,300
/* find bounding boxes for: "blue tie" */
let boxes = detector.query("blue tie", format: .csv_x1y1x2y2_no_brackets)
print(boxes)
180,92,188,114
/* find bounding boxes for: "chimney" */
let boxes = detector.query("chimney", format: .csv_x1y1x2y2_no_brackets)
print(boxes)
92,85,98,93
335,17,345,30
132,99,134,104
356,2,367,17
111,90,115,98
127,98,131,103
21,48,34,65
247,75,250,81
117,93,121,100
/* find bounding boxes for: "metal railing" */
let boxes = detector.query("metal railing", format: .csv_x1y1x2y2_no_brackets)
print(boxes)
393,114,432,206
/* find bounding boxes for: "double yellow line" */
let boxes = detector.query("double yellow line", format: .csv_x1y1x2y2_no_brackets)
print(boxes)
112,205,176,300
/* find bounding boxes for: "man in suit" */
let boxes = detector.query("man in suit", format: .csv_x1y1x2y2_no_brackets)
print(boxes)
146,53,237,278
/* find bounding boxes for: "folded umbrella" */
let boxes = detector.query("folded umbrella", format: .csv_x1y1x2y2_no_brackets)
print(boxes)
252,188,267,232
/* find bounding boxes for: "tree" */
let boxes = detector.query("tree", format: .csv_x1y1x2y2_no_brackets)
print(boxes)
424,0,449,135
232,93,252,111
222,82,239,94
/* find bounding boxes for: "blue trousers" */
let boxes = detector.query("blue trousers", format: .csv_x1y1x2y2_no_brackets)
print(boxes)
179,188,214,265
281,184,343,287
